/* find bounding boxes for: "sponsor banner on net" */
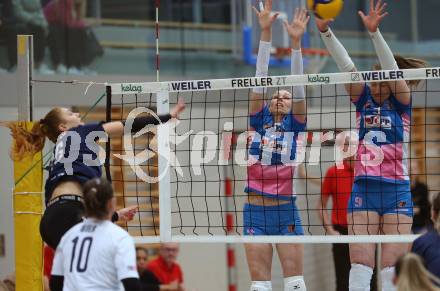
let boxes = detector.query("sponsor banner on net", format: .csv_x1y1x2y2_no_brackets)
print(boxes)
425,67,440,78
307,74,330,84
121,84,143,94
112,67,440,94
351,70,404,82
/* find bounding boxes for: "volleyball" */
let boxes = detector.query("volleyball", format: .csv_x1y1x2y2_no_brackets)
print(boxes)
307,0,344,20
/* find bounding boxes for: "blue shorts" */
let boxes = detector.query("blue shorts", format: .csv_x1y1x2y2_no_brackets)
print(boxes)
243,198,304,235
348,179,413,217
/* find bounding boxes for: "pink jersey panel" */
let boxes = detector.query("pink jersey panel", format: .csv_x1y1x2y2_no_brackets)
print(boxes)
247,161,295,196
355,141,409,181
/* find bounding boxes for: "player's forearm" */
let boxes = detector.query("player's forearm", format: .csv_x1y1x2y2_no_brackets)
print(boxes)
255,39,271,79
291,38,301,51
320,28,355,72
104,114,172,137
291,49,305,102
252,32,272,100
369,29,398,70
124,114,172,131
260,28,272,42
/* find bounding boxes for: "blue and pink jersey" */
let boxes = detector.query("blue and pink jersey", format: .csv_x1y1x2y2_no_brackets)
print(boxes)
245,105,306,200
353,84,411,185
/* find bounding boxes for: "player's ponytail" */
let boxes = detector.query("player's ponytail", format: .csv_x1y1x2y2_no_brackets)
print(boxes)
395,253,440,291
432,192,440,234
373,55,428,87
1,107,64,160
1,120,46,160
83,178,114,220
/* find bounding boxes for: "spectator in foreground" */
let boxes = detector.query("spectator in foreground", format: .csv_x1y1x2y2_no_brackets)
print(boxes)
147,243,185,291
394,253,440,291
412,192,440,280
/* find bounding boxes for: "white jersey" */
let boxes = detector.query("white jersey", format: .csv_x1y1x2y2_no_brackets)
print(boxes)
51,218,139,291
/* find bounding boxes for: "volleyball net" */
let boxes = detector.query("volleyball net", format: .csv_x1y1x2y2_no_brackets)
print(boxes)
106,67,440,244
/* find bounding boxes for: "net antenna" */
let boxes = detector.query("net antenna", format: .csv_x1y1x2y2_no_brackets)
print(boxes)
107,66,438,244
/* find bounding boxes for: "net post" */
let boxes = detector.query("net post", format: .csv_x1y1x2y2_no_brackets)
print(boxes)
105,85,112,182
156,92,172,241
15,34,44,291
17,35,33,121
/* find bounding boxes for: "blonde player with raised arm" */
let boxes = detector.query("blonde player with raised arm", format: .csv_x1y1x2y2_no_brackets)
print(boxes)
244,1,309,290
314,0,426,290
50,178,140,291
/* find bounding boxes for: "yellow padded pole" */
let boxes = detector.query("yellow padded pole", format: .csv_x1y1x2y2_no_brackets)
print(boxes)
13,121,43,291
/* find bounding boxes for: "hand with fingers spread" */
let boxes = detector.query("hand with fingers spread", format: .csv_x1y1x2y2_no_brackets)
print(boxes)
283,8,310,46
252,0,280,31
358,0,388,33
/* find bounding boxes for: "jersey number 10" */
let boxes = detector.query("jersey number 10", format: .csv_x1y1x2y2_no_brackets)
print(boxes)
70,237,93,273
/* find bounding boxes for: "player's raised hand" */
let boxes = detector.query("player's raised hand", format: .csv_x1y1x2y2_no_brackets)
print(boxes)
170,97,185,119
117,205,138,222
284,8,310,41
252,0,280,31
358,0,388,33
314,16,333,33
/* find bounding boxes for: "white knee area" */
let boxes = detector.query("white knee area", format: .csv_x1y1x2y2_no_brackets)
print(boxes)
284,276,306,291
250,281,272,291
381,267,396,291
349,263,373,291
